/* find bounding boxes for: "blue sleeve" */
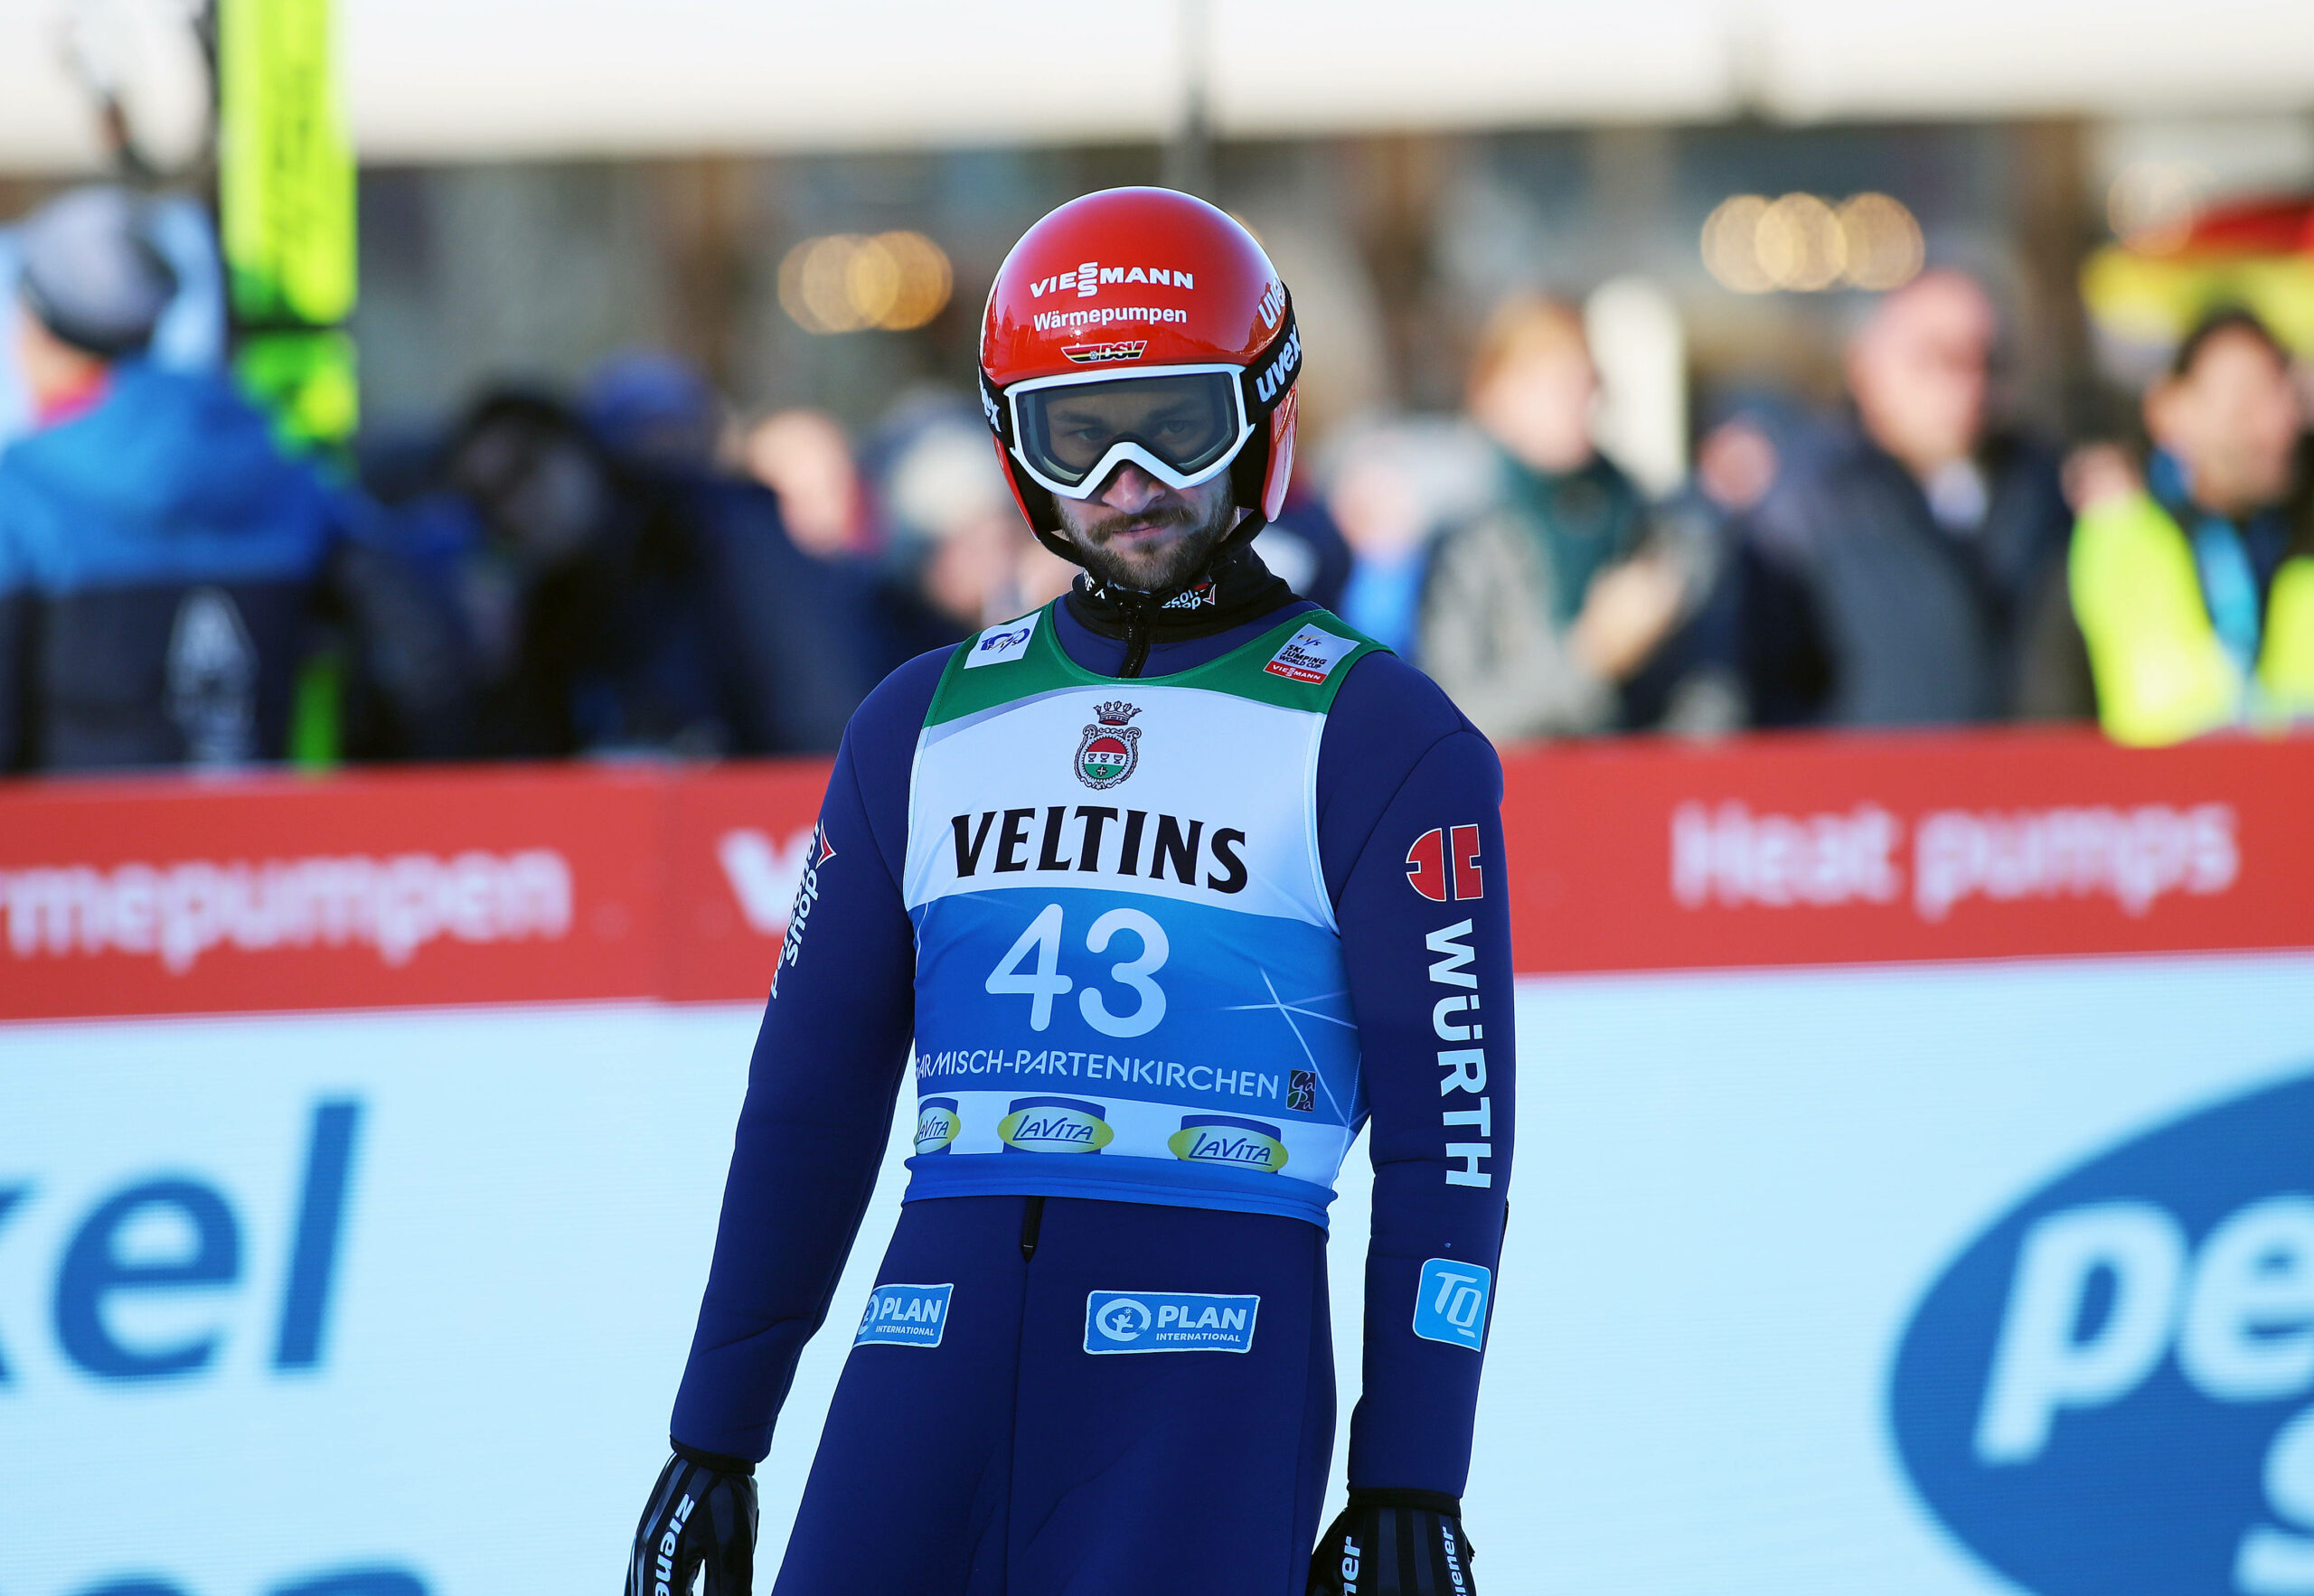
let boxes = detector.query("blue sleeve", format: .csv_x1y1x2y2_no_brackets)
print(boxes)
668,648,948,1460
1318,654,1517,1497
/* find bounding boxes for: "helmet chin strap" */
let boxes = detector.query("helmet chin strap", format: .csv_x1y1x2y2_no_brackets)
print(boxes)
1056,504,1270,608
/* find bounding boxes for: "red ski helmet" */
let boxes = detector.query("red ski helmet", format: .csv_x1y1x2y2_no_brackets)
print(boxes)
978,188,1301,563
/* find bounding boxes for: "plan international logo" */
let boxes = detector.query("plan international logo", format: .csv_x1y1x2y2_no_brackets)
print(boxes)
1085,1290,1259,1355
855,1282,954,1348
1075,702,1142,790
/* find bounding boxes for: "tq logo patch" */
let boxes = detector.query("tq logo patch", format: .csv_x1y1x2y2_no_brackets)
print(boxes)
1076,701,1143,790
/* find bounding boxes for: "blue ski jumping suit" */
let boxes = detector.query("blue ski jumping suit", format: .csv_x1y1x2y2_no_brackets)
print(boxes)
669,554,1516,1594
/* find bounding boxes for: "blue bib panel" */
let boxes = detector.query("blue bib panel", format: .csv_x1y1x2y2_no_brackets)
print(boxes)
901,606,1380,1226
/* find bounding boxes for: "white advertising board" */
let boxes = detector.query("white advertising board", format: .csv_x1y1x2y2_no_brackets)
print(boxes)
4,950,2311,1593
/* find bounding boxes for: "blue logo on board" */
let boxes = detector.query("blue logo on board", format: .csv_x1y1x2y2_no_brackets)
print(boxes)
855,1282,954,1348
1889,1065,2314,1596
1412,1258,1491,1350
1084,1291,1258,1355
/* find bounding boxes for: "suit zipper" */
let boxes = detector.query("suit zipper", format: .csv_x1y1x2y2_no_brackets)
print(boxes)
1119,612,1150,679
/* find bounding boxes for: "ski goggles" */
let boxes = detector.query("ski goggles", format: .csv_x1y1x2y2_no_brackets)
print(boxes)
1003,363,1255,500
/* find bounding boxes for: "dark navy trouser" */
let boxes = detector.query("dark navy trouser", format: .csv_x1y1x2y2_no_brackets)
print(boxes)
772,1194,1335,1596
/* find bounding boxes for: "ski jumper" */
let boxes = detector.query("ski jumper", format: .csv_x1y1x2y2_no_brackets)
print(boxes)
670,562,1515,1595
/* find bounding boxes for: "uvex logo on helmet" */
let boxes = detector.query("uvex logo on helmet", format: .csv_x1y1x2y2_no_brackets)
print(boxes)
1255,327,1303,405
1890,1066,2314,1596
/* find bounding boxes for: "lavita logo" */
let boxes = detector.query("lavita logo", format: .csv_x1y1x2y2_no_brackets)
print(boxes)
915,1097,961,1155
998,1095,1113,1154
1169,1113,1287,1173
1890,1066,2314,1595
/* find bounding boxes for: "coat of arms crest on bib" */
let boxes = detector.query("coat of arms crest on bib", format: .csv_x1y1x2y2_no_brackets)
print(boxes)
1074,702,1142,789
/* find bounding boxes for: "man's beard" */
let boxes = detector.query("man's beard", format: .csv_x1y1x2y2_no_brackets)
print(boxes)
1061,491,1240,596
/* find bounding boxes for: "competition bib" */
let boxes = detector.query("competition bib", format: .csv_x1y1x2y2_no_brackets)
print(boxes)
901,605,1381,1226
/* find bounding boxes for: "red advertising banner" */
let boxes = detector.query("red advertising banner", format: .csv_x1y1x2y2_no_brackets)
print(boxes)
662,762,836,1003
1504,728,2314,973
1,728,2308,1021
0,767,675,1019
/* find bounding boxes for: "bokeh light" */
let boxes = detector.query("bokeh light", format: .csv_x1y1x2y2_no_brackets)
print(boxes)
1701,194,1775,294
1755,192,1846,291
1837,192,1925,290
2106,161,2215,254
1703,192,1924,294
778,230,953,333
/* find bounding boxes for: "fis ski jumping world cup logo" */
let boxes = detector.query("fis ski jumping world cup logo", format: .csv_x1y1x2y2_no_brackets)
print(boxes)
1889,1064,2314,1596
999,1095,1114,1153
1076,701,1142,790
916,1097,961,1155
1170,1113,1289,1173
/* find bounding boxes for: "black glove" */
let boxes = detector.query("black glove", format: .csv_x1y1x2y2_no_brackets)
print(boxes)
1309,1489,1476,1596
626,1441,759,1596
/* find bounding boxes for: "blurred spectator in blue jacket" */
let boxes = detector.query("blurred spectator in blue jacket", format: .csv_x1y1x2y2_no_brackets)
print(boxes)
1416,296,1710,740
1323,415,1495,657
1738,269,2072,728
1252,490,1353,612
0,186,334,771
0,190,227,448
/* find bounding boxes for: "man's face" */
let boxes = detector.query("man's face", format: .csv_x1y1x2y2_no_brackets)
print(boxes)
2149,329,2302,518
13,300,107,414
1848,272,1995,476
1046,430,1242,595
1472,346,1597,475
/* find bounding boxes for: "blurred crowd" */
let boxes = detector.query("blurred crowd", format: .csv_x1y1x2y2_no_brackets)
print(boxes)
3,183,2311,775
